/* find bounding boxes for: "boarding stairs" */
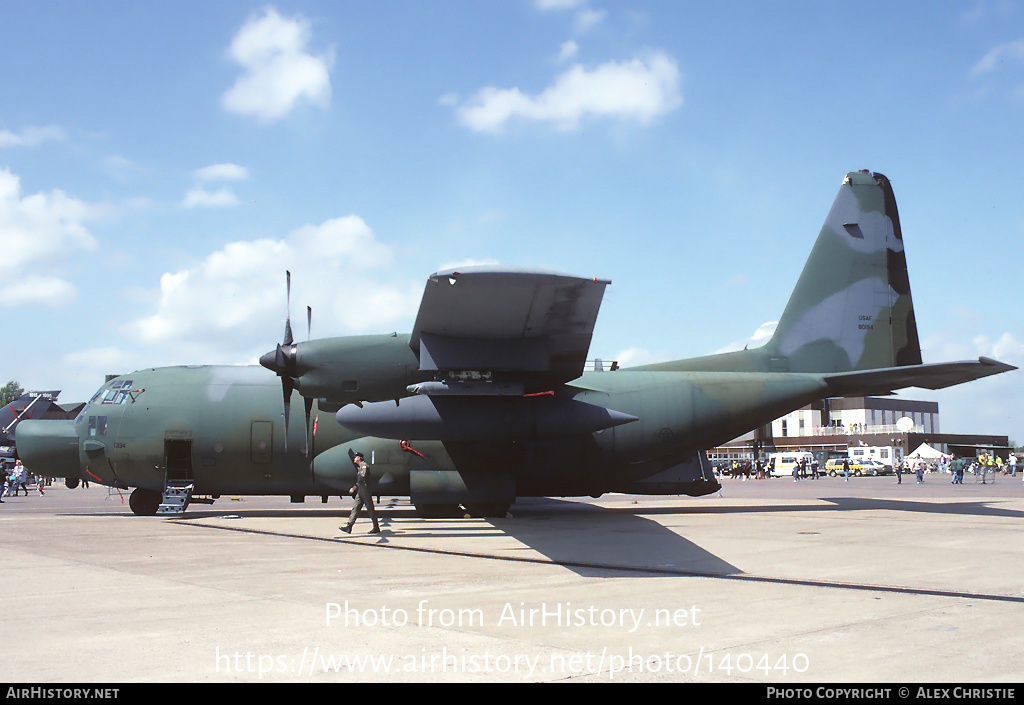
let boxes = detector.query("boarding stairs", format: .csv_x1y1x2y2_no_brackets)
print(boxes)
156,481,194,515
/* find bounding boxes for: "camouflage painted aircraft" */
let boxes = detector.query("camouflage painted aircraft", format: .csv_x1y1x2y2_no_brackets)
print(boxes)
16,171,1015,517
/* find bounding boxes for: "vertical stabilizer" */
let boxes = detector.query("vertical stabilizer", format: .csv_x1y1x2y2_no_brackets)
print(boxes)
765,170,922,373
0,390,61,443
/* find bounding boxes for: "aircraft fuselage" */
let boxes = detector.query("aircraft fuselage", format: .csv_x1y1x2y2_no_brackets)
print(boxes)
17,362,833,514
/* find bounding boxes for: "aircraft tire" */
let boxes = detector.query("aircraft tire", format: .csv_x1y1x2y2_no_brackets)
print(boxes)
462,503,511,519
65,477,80,489
129,488,161,516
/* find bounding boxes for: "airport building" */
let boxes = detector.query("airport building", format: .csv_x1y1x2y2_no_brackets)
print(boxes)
708,396,1011,467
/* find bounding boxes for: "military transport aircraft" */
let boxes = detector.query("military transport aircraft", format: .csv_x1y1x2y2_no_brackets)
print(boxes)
15,171,1016,517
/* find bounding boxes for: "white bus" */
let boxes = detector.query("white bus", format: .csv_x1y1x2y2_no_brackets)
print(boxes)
766,452,814,478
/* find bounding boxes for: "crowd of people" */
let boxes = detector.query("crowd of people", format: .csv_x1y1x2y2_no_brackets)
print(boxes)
0,460,46,502
715,451,1022,486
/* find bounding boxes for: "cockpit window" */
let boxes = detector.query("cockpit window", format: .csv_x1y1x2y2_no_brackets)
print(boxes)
92,380,135,405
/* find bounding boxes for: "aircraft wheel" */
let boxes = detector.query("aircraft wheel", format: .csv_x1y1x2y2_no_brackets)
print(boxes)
129,488,161,516
65,477,80,489
463,503,511,518
414,503,462,518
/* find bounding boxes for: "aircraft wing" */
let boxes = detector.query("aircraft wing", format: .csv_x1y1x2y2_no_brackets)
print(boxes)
410,267,611,389
824,357,1016,397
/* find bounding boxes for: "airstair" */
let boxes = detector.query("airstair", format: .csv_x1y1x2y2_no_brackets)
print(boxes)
156,481,194,515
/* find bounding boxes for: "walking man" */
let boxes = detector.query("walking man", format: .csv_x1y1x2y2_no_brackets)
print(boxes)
341,452,380,535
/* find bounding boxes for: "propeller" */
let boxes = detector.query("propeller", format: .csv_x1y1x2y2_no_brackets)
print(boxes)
258,273,321,457
303,305,314,457
259,271,299,453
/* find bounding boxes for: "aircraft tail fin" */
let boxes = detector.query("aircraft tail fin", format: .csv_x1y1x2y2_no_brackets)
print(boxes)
628,171,923,377
0,391,61,443
763,170,922,374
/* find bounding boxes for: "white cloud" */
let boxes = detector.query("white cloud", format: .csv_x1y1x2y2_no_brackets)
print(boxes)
181,186,242,209
715,321,778,354
455,52,682,133
222,6,333,122
534,0,605,33
558,40,579,62
194,163,249,181
573,8,606,33
60,347,150,396
0,275,77,307
972,38,1024,76
535,0,585,9
0,124,67,149
614,346,674,368
970,331,1024,365
127,215,419,362
181,189,231,209
181,164,249,208
437,92,460,107
0,168,98,304
102,155,141,181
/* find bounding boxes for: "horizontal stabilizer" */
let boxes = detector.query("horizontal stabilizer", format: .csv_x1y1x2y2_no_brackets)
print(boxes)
824,357,1016,397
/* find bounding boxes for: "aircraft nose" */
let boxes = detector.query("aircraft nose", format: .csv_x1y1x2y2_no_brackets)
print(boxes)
15,420,81,479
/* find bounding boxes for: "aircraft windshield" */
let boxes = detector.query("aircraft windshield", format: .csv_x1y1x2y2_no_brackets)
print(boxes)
89,380,135,405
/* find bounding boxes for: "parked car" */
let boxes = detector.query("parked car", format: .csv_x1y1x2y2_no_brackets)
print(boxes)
825,458,880,476
861,459,892,475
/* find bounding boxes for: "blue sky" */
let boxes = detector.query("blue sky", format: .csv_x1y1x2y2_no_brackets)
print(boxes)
1,1,1021,443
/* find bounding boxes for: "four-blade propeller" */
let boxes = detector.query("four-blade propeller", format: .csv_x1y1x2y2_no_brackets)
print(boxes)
258,271,314,455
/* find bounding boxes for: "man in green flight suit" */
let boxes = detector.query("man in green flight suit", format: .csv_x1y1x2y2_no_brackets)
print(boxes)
341,452,380,535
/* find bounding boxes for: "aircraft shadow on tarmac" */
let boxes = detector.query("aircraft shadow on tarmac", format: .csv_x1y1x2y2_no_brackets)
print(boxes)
477,494,1024,577
64,496,738,579
57,493,1022,580
186,497,741,579
611,497,1024,521
485,498,743,578
820,496,1024,520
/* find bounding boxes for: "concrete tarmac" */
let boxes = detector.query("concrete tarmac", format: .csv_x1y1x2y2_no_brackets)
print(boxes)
1,473,1022,683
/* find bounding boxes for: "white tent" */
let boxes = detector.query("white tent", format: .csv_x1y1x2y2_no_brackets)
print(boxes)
908,443,944,459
